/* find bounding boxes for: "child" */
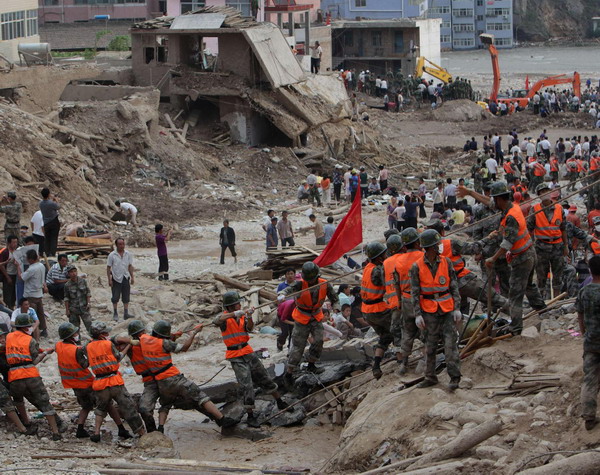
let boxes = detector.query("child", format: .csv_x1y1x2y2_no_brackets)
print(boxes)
333,304,362,340
577,255,600,430
155,224,171,281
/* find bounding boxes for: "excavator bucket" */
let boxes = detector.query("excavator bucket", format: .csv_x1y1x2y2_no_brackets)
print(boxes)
480,34,494,46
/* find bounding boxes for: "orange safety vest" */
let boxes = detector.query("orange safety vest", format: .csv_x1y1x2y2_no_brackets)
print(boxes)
55,341,94,389
591,157,600,171
6,331,39,382
550,158,559,172
567,159,578,171
416,256,455,314
511,184,526,195
361,263,388,314
577,159,584,173
129,345,154,383
500,204,533,255
440,239,471,279
532,162,546,177
86,339,124,391
384,250,424,306
292,279,327,324
591,241,600,255
528,156,536,164
221,316,254,359
533,203,563,244
503,162,514,174
384,254,403,308
139,334,180,381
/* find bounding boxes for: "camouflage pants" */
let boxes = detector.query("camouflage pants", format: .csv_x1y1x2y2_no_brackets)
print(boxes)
288,319,324,369
390,309,403,351
10,376,55,416
567,172,578,191
94,384,144,433
581,351,600,421
0,382,15,414
69,309,93,335
4,225,19,243
139,380,160,418
423,312,461,383
535,243,565,299
562,263,579,297
73,387,96,411
156,373,210,414
365,309,394,351
479,258,510,298
508,251,545,334
459,274,510,316
229,352,278,409
400,297,420,356
309,187,321,206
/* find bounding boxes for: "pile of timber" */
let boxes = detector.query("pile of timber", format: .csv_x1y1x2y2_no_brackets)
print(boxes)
260,246,323,277
58,236,113,258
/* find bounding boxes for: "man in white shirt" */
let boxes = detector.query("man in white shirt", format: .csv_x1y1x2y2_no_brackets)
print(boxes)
432,182,444,213
107,238,134,321
486,156,498,180
16,249,47,337
380,79,388,97
526,140,536,159
309,41,322,74
30,210,44,252
115,200,138,227
10,297,40,340
539,138,551,159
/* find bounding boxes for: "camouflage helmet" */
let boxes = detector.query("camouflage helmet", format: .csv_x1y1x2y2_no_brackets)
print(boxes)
386,234,403,254
419,229,442,249
222,291,241,309
365,241,387,260
301,262,320,282
425,218,444,234
383,228,400,240
536,182,551,195
0,324,9,336
14,313,33,328
66,265,77,274
90,321,110,338
153,320,172,338
58,322,79,340
401,227,420,246
489,181,510,197
127,319,145,337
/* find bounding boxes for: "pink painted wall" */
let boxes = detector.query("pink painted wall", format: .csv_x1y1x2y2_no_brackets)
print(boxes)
38,0,161,24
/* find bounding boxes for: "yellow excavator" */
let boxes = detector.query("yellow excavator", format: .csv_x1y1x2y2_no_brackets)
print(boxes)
415,56,452,84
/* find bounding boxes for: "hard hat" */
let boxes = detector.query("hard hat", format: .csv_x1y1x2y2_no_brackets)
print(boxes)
14,313,33,328
58,322,79,340
365,241,387,260
383,228,400,240
90,321,110,337
513,192,523,202
425,219,444,234
153,320,172,338
419,229,442,248
489,181,510,197
536,183,551,195
301,262,320,282
127,319,145,337
401,227,420,246
386,234,403,254
222,291,241,308
569,205,577,212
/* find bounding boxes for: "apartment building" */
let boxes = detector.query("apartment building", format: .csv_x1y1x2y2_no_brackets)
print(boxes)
38,0,162,24
0,0,40,63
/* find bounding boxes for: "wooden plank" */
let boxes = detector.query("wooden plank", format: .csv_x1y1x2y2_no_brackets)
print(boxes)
63,236,113,246
213,274,277,301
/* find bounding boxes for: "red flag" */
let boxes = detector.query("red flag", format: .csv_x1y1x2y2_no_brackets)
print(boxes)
525,75,530,90
313,188,362,268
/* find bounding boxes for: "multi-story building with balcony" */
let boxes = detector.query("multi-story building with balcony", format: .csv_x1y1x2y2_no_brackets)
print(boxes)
0,0,40,63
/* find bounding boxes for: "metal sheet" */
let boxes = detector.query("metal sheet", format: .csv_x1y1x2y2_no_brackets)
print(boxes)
170,14,226,30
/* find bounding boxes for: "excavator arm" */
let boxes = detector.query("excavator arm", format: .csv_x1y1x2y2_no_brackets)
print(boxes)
526,72,582,100
415,56,452,84
480,34,500,104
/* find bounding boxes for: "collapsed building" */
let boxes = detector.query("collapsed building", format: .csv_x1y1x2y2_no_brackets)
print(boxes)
130,6,350,146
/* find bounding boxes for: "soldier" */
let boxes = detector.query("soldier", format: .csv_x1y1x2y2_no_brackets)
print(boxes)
409,230,462,390
384,229,423,375
56,322,132,439
6,314,62,439
527,183,568,299
64,265,92,335
529,156,547,194
84,321,146,442
479,182,546,335
279,262,338,384
362,241,398,379
576,255,600,430
0,324,37,436
0,192,22,243
217,291,291,427
139,320,237,433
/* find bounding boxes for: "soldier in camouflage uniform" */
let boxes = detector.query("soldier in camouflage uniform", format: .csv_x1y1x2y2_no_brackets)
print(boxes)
410,230,462,390
527,183,568,299
64,266,92,335
562,219,600,297
0,192,22,243
576,255,600,430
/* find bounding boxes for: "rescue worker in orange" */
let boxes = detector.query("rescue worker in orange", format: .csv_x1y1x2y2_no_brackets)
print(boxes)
384,229,423,375
6,313,63,439
84,321,145,442
56,322,133,439
217,291,291,427
511,177,527,196
549,154,560,182
503,158,515,184
526,182,569,299
530,156,547,194
409,230,462,390
139,320,237,433
279,261,338,384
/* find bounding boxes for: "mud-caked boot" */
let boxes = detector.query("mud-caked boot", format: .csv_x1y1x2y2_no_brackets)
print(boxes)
397,357,409,376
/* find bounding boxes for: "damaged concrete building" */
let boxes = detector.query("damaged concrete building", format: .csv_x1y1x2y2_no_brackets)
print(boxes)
130,6,349,146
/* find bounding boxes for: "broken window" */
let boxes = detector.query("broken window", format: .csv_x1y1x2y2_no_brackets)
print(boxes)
145,47,155,64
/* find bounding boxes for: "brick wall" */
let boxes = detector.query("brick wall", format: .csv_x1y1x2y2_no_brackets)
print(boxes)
40,21,133,50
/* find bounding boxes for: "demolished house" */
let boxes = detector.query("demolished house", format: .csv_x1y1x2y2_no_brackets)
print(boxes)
131,6,350,146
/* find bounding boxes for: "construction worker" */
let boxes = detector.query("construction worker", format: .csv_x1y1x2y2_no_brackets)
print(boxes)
217,291,291,427
84,321,145,442
126,320,159,433
139,320,237,432
409,230,462,390
527,183,568,299
481,182,546,335
6,314,62,440
279,262,338,383
56,322,132,439
385,229,424,374
362,241,397,379
0,191,22,243
0,323,37,436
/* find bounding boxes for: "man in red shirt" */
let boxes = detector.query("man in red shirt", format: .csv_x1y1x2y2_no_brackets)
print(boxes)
276,298,295,351
588,202,600,230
